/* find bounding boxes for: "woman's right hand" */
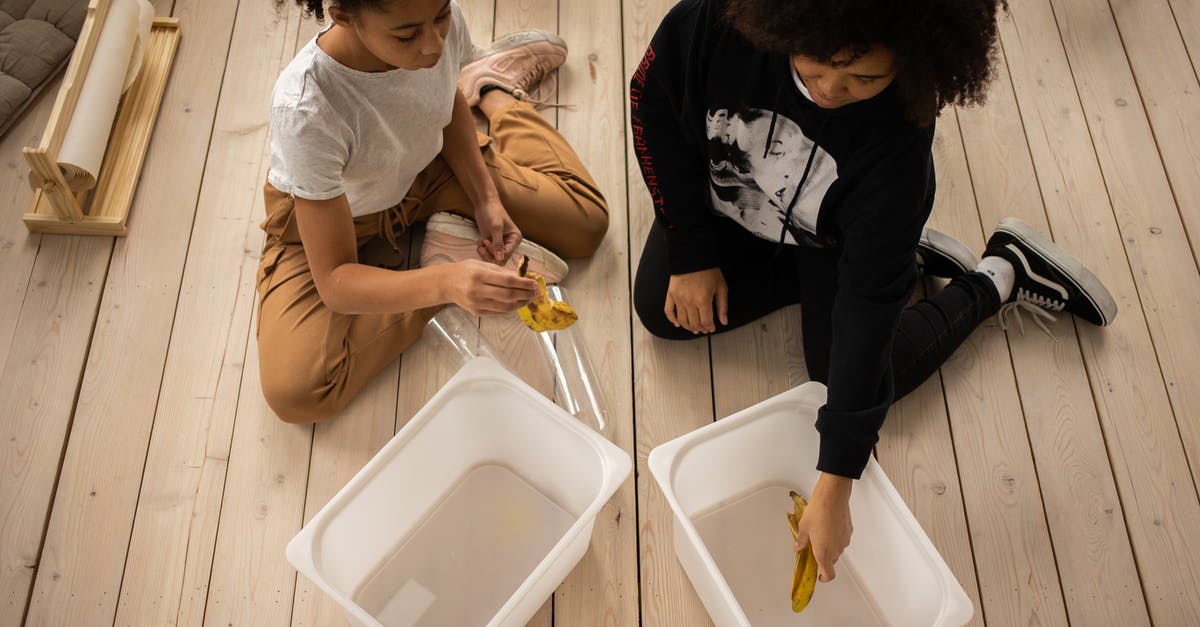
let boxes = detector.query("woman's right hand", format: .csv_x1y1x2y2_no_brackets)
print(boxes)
665,268,729,334
450,259,541,316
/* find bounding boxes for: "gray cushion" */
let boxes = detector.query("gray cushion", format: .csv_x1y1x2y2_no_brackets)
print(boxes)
0,0,86,137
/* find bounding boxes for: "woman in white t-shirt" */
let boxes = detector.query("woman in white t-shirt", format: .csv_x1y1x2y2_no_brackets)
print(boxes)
260,0,608,423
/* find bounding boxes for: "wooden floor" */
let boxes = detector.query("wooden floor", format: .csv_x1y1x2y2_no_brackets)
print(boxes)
3,0,1200,624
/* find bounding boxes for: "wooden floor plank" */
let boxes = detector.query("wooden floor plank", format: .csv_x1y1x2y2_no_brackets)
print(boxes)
553,0,640,624
203,311,312,627
112,2,302,623
18,0,246,623
1110,0,1200,265
956,52,1152,626
623,1,716,624
874,121,987,627
1166,0,1200,80
1050,0,1200,497
999,0,1200,621
0,84,50,377
710,310,791,418
1100,0,1200,495
0,232,110,624
923,111,1071,627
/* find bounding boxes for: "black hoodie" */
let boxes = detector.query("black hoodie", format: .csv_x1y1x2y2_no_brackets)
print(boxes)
631,0,936,479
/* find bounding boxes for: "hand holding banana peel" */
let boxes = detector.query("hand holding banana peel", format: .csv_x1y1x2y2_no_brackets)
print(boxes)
516,255,579,332
787,490,820,613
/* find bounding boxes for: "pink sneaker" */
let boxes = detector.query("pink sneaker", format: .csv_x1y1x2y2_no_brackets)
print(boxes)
457,30,568,108
419,212,569,283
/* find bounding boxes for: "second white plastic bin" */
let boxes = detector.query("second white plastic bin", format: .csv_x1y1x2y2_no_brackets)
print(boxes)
648,382,973,627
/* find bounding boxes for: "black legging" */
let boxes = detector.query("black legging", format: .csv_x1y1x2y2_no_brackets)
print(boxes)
633,218,1001,397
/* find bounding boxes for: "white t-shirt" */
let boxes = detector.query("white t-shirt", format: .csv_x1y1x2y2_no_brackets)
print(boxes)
267,2,474,217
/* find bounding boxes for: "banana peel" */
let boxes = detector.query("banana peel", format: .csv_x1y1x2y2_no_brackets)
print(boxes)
787,490,819,613
516,255,578,332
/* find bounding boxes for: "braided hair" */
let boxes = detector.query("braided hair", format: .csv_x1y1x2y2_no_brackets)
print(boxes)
726,0,1008,126
276,0,389,21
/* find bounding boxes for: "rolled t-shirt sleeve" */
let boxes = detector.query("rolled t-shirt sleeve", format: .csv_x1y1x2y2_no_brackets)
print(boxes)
267,104,351,201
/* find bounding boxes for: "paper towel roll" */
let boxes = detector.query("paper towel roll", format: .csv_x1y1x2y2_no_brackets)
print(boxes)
57,0,155,192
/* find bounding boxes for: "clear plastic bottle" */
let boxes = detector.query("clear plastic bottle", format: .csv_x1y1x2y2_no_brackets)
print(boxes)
426,296,614,442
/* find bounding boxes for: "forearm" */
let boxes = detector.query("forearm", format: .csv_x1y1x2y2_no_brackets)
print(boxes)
440,89,498,210
319,262,454,315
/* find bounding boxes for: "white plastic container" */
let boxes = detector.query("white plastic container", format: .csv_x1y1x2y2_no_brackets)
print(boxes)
287,357,632,627
648,382,973,627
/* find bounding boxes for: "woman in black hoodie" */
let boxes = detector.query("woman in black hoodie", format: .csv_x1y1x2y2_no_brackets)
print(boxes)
632,0,1116,584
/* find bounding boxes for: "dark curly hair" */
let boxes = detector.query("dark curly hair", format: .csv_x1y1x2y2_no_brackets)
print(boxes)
726,0,1007,126
276,0,389,21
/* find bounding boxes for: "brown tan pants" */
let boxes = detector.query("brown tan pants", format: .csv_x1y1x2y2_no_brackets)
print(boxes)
256,102,608,423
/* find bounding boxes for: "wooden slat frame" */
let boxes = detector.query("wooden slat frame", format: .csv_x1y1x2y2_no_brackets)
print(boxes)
23,4,182,235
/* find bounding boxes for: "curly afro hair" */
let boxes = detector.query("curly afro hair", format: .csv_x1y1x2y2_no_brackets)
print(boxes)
276,0,390,22
726,0,1008,126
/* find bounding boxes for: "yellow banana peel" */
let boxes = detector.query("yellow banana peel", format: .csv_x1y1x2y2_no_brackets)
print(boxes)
787,490,819,613
516,255,578,332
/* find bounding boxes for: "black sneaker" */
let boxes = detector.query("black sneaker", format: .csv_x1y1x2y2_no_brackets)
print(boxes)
917,228,978,279
984,217,1117,326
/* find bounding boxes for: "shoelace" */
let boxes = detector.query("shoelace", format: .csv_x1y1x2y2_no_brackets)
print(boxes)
511,60,573,110
998,287,1064,339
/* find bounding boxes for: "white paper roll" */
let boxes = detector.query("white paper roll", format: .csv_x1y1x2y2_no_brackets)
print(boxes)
57,0,155,192
124,0,156,91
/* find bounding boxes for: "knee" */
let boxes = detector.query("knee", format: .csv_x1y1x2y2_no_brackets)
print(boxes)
558,199,609,258
260,370,345,425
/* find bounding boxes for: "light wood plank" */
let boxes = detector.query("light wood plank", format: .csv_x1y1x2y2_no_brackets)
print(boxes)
0,233,110,624
956,52,1151,625
20,0,243,622
1109,0,1200,264
0,79,51,377
1097,0,1200,510
553,1,641,624
1166,0,1200,80
203,311,313,626
710,310,791,417
873,121,986,627
1050,0,1200,497
923,111,1071,626
999,0,1200,621
113,1,302,623
940,317,1070,626
877,376,986,627
623,0,716,624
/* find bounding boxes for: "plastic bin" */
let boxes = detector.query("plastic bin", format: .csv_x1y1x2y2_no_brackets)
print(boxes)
286,357,632,627
648,382,973,627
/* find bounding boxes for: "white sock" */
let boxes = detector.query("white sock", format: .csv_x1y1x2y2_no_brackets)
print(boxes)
976,256,1015,301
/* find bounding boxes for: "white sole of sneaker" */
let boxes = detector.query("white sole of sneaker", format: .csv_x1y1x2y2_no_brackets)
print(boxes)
996,217,1118,325
470,29,568,62
425,213,569,280
920,228,979,275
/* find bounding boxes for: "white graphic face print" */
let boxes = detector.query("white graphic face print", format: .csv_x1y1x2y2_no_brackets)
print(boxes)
705,108,838,244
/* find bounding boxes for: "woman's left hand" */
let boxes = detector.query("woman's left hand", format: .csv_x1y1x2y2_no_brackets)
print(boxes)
474,199,523,264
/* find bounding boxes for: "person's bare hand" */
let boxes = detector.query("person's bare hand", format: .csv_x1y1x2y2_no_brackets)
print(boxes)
473,200,523,264
665,268,729,334
794,473,854,582
450,259,539,315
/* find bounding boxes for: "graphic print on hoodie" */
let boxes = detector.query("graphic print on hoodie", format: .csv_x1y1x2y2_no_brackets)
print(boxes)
705,106,837,246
